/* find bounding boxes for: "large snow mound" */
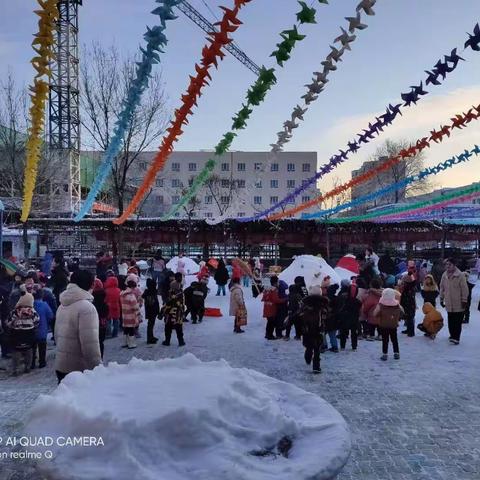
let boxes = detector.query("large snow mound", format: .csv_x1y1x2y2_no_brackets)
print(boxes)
279,255,340,288
166,256,199,275
26,354,350,480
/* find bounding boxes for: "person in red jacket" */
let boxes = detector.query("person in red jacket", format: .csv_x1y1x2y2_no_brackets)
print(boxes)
261,276,287,340
104,277,121,338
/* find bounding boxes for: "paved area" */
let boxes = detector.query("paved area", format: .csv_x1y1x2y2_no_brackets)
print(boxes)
1,286,479,480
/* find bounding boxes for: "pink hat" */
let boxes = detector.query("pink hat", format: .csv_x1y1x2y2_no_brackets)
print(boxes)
379,288,399,307
126,273,138,285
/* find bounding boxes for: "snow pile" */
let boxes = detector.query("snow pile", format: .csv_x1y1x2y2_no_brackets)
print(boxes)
279,255,340,288
335,254,360,281
26,355,350,480
166,256,199,275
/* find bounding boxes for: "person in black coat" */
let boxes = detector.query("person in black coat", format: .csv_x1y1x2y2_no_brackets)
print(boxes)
159,270,174,304
214,259,229,296
324,284,339,352
400,275,417,337
285,276,308,340
378,252,396,277
299,292,329,374
420,274,439,307
92,279,109,359
142,278,160,344
184,280,208,324
335,281,362,351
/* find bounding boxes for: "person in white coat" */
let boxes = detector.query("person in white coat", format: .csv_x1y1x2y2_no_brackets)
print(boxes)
54,270,102,383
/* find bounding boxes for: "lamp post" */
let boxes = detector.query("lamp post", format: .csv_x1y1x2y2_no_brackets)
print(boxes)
0,200,4,258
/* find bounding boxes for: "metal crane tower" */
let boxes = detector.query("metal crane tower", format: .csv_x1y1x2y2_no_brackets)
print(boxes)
176,1,260,76
48,0,82,215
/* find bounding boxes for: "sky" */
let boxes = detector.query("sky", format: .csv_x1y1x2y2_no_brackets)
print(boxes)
1,0,480,194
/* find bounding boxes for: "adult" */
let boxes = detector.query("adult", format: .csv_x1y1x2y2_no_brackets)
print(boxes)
463,271,476,324
378,251,396,277
95,251,113,283
54,270,102,384
214,259,229,296
49,258,69,306
365,247,380,273
151,250,166,291
229,277,247,334
117,258,129,290
440,258,469,345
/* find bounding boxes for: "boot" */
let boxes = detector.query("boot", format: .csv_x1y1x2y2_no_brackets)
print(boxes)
121,334,129,348
127,335,137,349
380,354,388,361
394,353,400,360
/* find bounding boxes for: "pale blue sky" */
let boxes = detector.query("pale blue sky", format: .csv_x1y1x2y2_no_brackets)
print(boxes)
1,0,479,189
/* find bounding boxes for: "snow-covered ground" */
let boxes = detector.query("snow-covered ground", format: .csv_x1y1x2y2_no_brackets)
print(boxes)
1,282,480,480
25,355,350,480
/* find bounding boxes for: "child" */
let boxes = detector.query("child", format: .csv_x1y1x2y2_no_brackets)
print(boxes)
285,276,308,340
162,273,186,346
184,279,208,324
400,274,417,337
104,276,121,338
261,276,285,340
92,278,109,359
299,286,329,374
324,284,340,352
230,277,247,334
417,302,443,339
32,286,53,369
421,274,439,307
374,288,404,361
7,291,39,375
362,278,383,341
336,279,362,351
142,278,160,344
120,275,141,349
355,277,369,339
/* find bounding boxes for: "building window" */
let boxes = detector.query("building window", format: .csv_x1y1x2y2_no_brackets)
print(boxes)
190,212,197,218
188,178,194,187
205,212,213,218
188,162,197,172
255,180,262,188
302,163,311,172
302,196,311,203
270,196,278,205
254,196,262,205
271,163,279,172
139,162,147,171
287,198,295,204
287,163,295,172
220,196,229,204
171,179,181,188
221,179,230,188
237,163,246,172
254,162,262,171
157,195,164,204
237,179,245,188
172,195,180,204
221,163,229,172
302,179,309,187
287,179,295,188
155,179,163,187
171,162,180,172
270,179,278,188
205,195,213,204
237,212,245,218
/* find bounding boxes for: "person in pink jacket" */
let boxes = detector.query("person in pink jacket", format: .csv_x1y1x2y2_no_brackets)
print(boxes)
120,275,140,349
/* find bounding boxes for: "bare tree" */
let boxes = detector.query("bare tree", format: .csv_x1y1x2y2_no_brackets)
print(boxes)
181,187,201,249
369,139,432,203
80,42,170,215
204,174,239,217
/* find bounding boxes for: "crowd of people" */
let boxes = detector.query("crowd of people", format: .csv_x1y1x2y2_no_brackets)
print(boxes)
0,248,478,381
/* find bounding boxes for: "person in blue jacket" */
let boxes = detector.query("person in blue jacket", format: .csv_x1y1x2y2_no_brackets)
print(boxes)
32,285,53,369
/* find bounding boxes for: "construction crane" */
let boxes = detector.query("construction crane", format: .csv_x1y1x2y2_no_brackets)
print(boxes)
176,0,261,76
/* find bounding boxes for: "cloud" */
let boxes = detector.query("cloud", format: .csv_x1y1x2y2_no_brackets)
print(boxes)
302,85,480,192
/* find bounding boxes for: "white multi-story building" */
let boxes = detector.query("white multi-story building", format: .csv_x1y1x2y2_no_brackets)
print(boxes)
128,151,320,219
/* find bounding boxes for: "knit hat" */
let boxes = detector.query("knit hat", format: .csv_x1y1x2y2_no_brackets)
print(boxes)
126,273,138,285
16,292,34,309
379,288,399,307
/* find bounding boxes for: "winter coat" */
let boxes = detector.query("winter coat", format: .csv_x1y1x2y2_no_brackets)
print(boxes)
49,266,69,303
142,287,160,319
229,284,245,317
104,277,121,319
373,304,403,330
288,284,308,315
356,287,368,321
232,264,242,280
120,288,140,328
440,268,469,313
184,281,207,310
93,289,109,328
261,287,284,318
7,308,40,350
214,263,230,286
335,288,361,330
163,282,185,325
42,287,57,314
400,279,417,317
362,288,383,325
421,303,443,335
378,255,396,276
33,299,54,341
54,283,102,374
421,288,439,306
300,295,329,348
